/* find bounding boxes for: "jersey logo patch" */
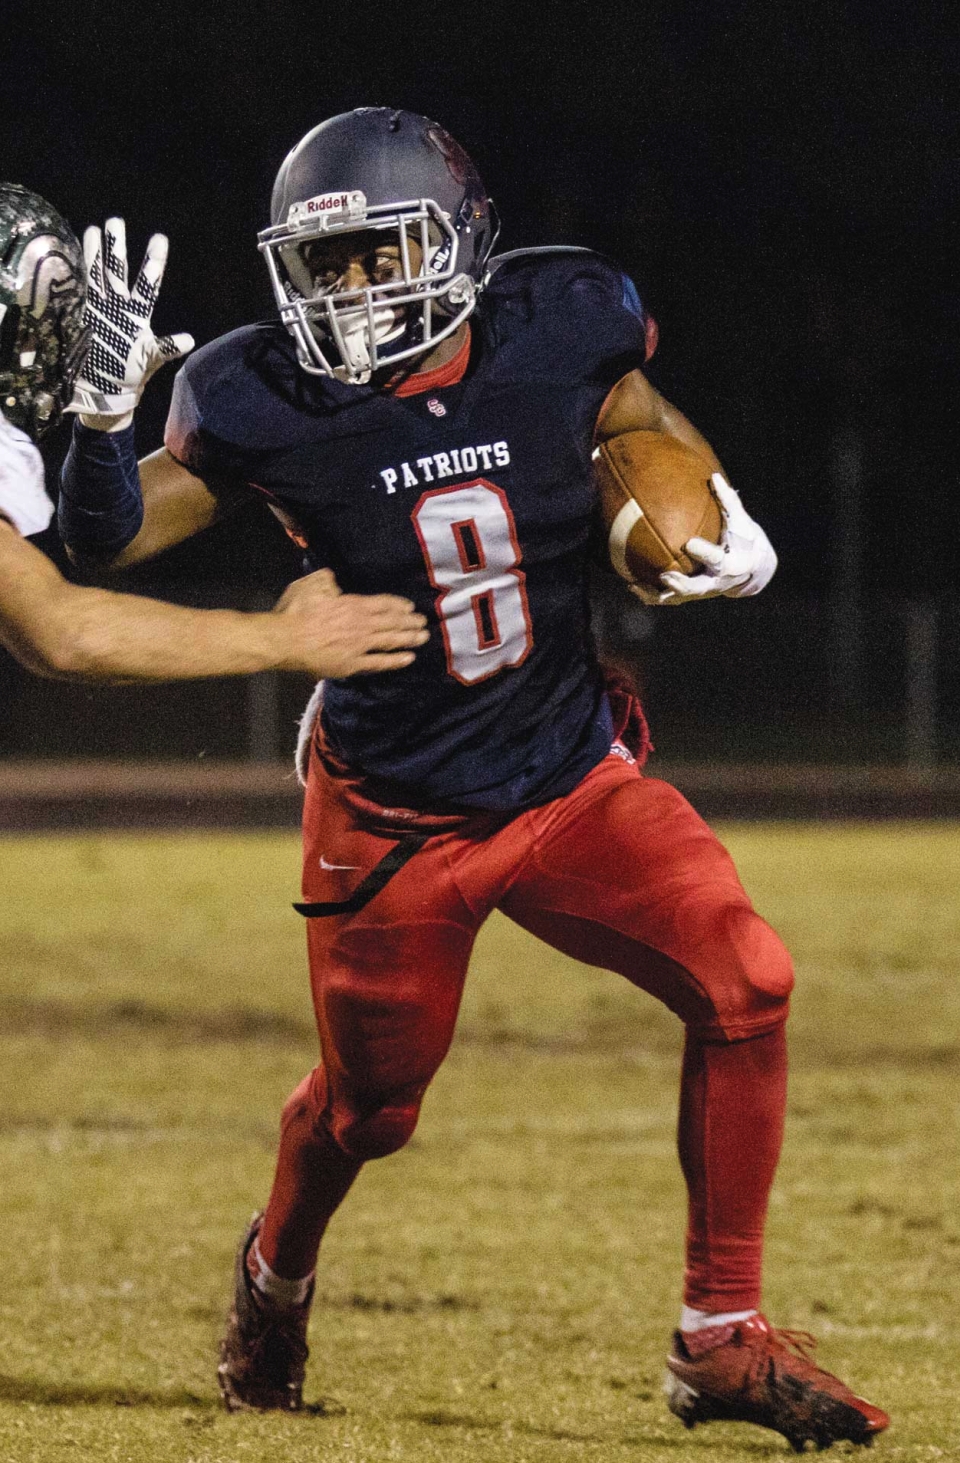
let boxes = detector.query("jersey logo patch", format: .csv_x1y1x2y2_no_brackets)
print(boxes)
427,397,447,417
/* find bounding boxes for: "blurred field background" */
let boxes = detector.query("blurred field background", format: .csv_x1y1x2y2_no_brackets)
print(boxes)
0,823,956,1462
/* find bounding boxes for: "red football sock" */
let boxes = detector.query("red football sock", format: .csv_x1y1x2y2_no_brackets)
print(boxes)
678,1025,787,1312
256,1068,363,1280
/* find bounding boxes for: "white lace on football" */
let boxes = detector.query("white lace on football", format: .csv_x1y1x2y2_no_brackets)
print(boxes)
67,218,194,430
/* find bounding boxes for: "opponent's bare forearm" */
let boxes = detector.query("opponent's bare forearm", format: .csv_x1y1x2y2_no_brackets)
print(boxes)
1,525,428,682
50,596,293,682
0,526,285,681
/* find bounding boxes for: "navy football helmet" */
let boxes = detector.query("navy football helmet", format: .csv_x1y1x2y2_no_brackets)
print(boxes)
259,108,496,384
0,183,89,440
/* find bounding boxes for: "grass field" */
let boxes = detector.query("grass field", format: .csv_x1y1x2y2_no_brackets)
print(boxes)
0,823,957,1462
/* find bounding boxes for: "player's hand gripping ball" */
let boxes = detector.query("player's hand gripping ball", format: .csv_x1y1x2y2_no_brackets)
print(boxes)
592,430,777,605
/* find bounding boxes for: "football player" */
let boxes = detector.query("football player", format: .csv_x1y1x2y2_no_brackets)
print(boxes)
58,111,887,1450
0,182,427,684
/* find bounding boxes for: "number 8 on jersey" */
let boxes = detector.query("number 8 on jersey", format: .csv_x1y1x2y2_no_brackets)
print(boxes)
412,482,533,685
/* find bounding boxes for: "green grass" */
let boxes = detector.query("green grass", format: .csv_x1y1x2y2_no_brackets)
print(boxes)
0,824,957,1461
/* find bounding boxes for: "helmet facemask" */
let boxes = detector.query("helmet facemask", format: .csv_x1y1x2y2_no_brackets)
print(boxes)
259,192,477,385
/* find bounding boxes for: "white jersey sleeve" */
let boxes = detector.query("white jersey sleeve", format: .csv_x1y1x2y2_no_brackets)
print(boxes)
0,413,55,537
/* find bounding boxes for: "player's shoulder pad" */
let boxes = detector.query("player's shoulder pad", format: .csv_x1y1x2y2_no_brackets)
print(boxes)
483,246,648,325
166,322,302,463
175,322,288,404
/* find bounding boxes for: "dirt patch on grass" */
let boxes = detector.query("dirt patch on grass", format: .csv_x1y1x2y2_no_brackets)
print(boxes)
0,996,309,1046
337,1291,480,1314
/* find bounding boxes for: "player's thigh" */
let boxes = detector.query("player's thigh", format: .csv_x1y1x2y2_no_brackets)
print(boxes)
305,895,476,1097
500,765,793,1037
301,769,479,1096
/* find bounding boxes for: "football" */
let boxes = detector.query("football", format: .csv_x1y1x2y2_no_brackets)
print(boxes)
592,429,723,588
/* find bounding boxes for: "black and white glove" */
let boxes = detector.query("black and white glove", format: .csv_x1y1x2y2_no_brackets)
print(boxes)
67,218,194,432
632,474,777,606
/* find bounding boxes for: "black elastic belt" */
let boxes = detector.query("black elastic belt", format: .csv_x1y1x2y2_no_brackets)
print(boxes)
293,834,430,918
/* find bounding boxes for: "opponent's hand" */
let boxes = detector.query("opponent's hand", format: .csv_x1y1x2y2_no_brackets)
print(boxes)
631,474,777,605
269,568,430,677
67,218,194,432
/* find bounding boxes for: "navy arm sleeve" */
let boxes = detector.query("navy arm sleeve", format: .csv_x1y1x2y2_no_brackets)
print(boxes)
58,421,144,558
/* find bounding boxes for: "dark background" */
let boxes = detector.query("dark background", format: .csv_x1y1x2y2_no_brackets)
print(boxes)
2,0,958,764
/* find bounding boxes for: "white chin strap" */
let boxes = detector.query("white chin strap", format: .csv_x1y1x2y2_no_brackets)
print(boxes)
334,307,404,382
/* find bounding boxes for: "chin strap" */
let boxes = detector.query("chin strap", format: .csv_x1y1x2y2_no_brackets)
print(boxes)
331,309,422,385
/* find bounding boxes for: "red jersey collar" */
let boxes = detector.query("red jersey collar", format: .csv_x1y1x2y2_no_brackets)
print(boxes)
387,327,472,398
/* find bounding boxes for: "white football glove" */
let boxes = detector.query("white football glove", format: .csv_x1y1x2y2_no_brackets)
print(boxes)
67,218,194,432
631,473,777,606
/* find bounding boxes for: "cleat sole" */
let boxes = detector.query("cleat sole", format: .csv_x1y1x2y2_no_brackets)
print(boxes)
663,1370,701,1428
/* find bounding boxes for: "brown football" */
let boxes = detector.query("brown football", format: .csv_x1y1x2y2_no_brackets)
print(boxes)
592,430,723,588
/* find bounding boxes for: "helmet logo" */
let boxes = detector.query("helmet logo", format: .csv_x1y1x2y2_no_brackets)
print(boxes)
287,191,367,230
17,236,79,317
426,126,480,192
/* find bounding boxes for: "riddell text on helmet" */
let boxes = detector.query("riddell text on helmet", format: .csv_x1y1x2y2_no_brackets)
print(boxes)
287,192,367,227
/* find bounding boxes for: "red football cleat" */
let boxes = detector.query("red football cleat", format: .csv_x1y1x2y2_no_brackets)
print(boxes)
217,1211,313,1413
664,1313,889,1452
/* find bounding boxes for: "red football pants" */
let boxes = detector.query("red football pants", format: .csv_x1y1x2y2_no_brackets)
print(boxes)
259,743,793,1312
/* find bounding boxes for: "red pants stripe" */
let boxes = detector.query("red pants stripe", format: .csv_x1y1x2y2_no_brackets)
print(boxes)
259,744,793,1312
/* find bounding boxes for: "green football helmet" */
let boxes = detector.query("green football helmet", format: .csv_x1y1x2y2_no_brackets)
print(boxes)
0,183,90,440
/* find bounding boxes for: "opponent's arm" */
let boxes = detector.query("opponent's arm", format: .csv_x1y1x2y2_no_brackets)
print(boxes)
3,411,426,679
594,369,777,604
0,523,428,682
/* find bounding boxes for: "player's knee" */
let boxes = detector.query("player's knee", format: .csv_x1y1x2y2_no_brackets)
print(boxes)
331,1097,422,1160
686,906,793,1037
751,918,794,1003
730,908,794,1025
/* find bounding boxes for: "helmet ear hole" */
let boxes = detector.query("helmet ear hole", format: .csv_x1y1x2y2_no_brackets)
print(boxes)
0,302,21,371
17,325,38,368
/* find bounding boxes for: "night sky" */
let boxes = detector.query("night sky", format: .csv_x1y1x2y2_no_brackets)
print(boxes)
2,1,958,759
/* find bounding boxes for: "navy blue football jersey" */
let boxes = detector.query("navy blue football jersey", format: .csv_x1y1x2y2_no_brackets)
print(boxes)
165,249,649,812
